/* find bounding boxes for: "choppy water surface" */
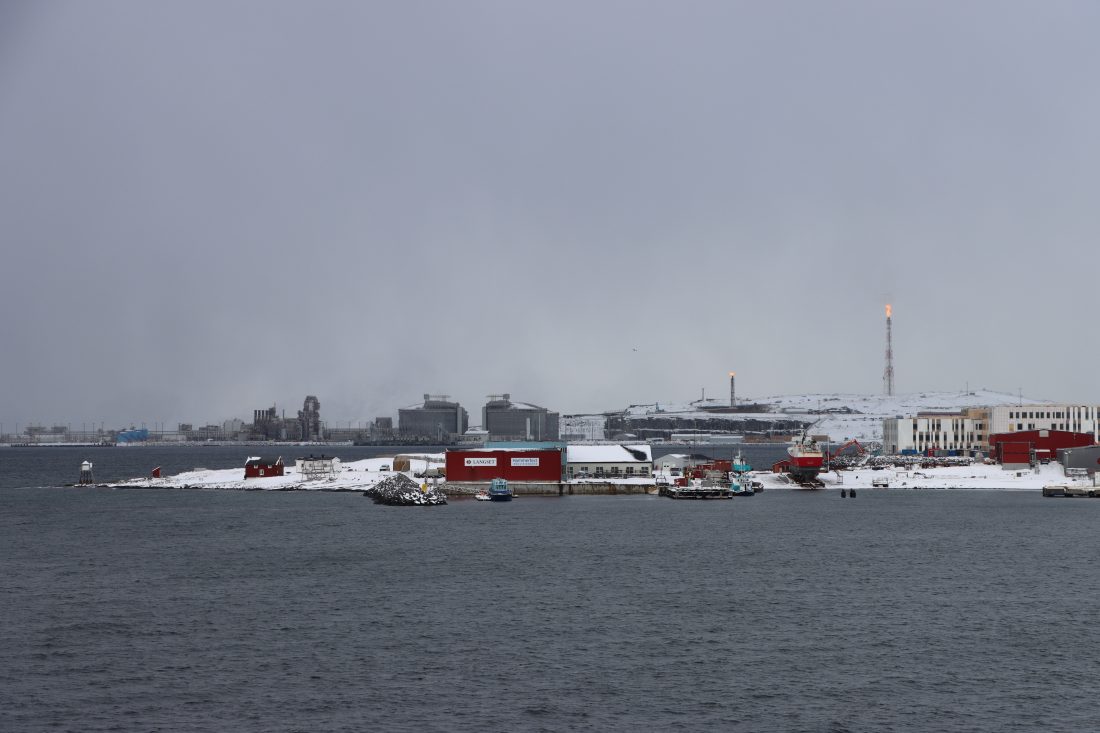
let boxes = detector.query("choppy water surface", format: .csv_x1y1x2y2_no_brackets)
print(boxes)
3,470,1100,731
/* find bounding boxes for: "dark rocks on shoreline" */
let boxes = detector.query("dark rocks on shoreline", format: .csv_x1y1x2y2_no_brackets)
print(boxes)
363,474,447,506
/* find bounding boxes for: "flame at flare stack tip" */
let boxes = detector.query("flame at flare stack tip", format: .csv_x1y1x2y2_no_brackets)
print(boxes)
883,304,895,396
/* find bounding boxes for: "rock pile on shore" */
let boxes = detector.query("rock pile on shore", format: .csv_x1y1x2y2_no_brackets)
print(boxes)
364,474,447,506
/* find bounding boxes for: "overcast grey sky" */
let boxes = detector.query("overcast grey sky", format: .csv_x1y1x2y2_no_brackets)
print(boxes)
2,1,1098,428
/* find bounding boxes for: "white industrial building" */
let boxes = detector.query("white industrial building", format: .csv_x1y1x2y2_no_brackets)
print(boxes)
988,404,1100,441
883,404,1100,455
653,453,695,471
565,444,652,479
882,408,990,455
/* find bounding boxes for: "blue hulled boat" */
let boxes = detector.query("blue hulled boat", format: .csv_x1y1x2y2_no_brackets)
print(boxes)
489,478,513,501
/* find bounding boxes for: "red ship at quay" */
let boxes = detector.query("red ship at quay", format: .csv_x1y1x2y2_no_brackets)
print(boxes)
786,435,825,481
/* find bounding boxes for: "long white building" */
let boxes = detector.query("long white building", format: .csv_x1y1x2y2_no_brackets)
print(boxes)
565,444,652,479
883,404,1100,455
988,404,1100,441
882,408,990,455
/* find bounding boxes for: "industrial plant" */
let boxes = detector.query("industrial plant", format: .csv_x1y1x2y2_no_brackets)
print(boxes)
398,395,469,443
6,305,1100,483
481,394,559,442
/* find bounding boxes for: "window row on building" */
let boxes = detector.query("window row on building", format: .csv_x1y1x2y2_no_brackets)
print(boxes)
883,404,1100,455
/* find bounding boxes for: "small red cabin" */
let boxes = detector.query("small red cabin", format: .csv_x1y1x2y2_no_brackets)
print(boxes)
244,456,284,479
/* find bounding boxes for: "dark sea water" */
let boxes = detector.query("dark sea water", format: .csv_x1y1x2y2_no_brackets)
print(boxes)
0,445,455,490
3,448,1100,732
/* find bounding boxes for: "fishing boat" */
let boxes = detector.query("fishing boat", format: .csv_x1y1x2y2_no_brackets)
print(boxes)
730,478,755,496
664,477,734,499
787,433,825,482
488,478,513,502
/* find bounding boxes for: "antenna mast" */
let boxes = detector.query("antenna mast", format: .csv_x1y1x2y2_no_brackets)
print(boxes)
883,304,895,396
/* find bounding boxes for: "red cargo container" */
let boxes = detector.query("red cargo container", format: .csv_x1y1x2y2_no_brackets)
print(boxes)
445,449,562,482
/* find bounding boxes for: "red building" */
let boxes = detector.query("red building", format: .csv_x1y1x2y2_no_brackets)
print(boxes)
244,456,284,479
445,449,562,482
988,430,1094,465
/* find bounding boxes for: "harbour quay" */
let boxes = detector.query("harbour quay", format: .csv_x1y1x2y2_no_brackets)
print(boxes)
446,481,653,497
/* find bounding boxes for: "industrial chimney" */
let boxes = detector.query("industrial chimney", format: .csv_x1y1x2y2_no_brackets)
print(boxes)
883,305,895,396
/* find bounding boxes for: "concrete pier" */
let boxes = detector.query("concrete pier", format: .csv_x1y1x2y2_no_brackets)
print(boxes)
446,481,654,496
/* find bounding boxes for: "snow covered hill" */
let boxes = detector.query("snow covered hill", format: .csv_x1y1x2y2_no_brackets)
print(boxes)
563,390,1050,444
759,390,1050,443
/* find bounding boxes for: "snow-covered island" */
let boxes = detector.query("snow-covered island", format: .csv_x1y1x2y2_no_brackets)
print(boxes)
111,455,446,492
101,389,1097,495
107,452,1087,495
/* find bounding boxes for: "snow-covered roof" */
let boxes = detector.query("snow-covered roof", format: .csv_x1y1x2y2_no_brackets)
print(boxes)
622,390,1048,419
489,400,549,412
566,444,652,463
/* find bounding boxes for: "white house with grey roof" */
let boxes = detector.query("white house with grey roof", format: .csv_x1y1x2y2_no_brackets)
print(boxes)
565,444,652,479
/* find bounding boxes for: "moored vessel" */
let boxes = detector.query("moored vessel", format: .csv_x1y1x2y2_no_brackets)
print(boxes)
787,434,825,482
489,478,513,501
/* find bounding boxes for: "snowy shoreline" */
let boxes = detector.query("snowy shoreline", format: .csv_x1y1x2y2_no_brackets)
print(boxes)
109,456,441,492
100,453,1086,494
751,460,1082,492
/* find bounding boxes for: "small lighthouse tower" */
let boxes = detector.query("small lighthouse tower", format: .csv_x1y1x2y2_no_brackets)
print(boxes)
79,461,94,485
729,372,736,407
